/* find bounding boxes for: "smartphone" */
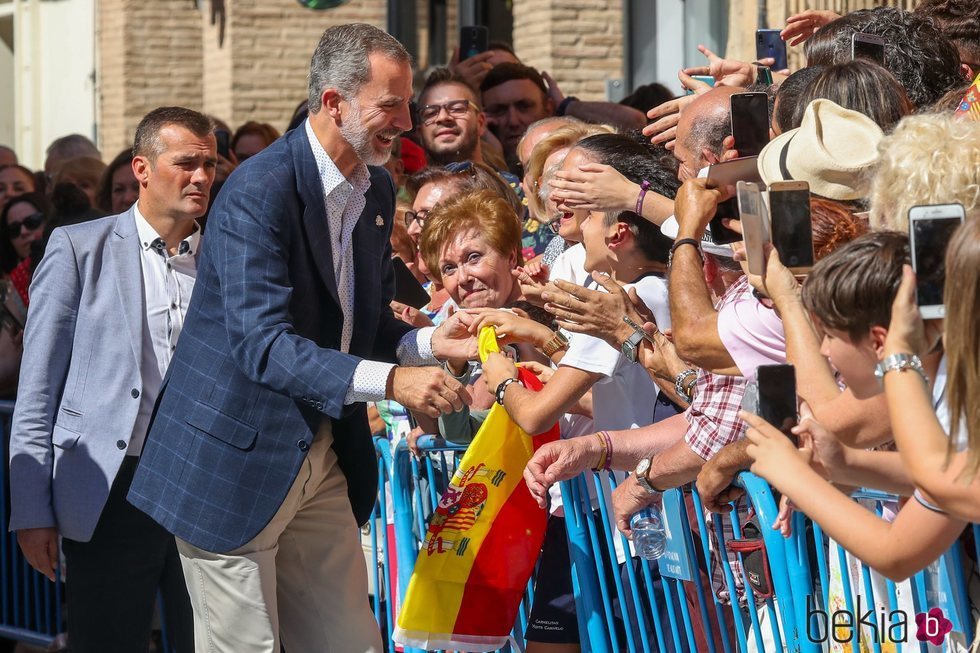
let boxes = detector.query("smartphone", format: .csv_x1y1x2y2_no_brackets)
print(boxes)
706,157,764,246
757,364,798,443
459,26,489,61
851,32,885,65
730,92,770,158
756,29,788,71
392,256,431,310
909,203,965,319
685,75,716,96
736,181,771,276
768,181,813,273
756,65,774,87
215,130,231,160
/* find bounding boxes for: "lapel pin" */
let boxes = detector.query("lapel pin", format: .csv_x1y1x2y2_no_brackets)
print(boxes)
375,214,384,227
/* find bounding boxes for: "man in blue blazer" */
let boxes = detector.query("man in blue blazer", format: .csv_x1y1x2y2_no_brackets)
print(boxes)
7,107,214,651
129,24,475,652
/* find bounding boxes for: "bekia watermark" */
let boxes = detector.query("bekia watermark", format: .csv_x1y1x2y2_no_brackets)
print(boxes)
807,595,952,645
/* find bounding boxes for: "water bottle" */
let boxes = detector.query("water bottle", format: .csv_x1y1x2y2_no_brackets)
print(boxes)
630,507,667,560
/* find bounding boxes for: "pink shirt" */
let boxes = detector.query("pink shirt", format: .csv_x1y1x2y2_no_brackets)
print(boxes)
716,281,786,381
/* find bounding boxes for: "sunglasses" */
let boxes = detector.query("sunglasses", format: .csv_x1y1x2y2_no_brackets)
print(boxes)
7,212,45,235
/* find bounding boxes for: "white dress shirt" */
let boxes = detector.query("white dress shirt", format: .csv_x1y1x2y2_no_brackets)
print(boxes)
304,120,437,404
129,204,200,454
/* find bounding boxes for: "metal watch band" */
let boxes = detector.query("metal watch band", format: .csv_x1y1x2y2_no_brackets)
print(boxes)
542,330,569,357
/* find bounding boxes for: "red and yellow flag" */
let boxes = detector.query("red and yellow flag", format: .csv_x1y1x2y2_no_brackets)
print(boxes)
954,73,980,122
393,328,560,651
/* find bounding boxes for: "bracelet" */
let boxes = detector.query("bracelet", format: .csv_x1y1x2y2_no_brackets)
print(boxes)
635,180,651,215
669,238,704,267
674,368,698,403
494,377,520,406
591,432,608,471
600,430,613,471
556,96,579,117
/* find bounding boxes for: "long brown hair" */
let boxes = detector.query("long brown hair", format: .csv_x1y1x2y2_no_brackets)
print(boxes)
943,218,980,478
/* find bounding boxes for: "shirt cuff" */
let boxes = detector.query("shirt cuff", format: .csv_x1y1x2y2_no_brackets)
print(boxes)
345,360,396,404
397,326,438,366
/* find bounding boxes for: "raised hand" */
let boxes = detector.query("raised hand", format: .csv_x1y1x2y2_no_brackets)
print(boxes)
781,10,841,47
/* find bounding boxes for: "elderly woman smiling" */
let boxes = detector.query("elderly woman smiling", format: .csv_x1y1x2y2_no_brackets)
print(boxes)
419,188,524,310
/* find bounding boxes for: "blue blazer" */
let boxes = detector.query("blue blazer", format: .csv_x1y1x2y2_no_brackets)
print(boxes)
128,126,413,553
8,210,158,542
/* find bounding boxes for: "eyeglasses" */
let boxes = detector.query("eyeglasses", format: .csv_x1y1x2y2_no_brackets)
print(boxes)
404,209,429,229
418,99,478,125
7,212,45,235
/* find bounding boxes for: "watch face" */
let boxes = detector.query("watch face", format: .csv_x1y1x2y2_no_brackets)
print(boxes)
636,457,650,476
622,339,637,362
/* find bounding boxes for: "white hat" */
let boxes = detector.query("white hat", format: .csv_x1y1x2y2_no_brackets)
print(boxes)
757,99,883,201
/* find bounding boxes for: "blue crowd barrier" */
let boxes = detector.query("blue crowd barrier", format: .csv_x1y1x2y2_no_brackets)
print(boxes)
374,435,978,653
0,399,62,647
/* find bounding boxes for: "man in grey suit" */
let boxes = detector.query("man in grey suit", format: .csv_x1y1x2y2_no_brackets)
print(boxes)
7,106,213,652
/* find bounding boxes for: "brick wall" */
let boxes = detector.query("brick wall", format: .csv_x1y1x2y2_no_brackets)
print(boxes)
512,0,624,101
209,0,387,134
97,0,203,157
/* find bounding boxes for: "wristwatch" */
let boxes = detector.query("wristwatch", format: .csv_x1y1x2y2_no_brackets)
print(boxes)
620,315,647,364
542,330,569,357
634,457,661,495
874,353,927,385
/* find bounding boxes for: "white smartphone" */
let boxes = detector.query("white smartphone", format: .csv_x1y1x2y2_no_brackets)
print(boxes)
909,203,965,319
736,181,770,276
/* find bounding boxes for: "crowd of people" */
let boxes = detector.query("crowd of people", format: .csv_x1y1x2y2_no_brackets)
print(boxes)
2,1,980,651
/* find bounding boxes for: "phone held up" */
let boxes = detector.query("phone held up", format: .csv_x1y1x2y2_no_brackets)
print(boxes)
730,92,770,159
736,181,771,277
756,29,788,71
768,181,814,274
851,32,886,65
459,26,489,61
909,203,965,319
757,364,799,445
705,157,764,246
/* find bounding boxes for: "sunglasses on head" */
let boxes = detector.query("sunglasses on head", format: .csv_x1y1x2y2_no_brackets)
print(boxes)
7,212,44,235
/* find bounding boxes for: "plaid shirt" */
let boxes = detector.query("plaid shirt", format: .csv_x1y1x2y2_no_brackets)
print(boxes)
684,276,752,460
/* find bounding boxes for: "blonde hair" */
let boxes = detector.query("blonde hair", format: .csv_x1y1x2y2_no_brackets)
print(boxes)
54,156,107,190
419,189,523,283
869,113,980,231
524,122,615,219
943,218,980,479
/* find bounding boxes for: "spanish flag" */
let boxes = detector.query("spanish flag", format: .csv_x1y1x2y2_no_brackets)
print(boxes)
393,328,560,651
954,73,980,122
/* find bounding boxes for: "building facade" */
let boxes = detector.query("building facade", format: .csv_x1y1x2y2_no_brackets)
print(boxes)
2,0,921,168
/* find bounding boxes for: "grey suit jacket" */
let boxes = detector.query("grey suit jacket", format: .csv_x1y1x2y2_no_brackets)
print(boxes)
8,208,151,542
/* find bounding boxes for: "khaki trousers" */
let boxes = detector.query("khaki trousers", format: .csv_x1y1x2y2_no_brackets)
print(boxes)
176,422,383,653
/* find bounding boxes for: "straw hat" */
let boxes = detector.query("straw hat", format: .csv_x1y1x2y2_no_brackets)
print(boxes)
757,99,884,201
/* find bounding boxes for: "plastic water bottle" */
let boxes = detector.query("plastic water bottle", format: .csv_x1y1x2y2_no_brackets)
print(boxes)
630,507,667,560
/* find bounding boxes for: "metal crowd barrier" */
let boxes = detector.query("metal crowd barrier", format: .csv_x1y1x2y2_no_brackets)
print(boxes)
374,434,979,653
0,399,62,648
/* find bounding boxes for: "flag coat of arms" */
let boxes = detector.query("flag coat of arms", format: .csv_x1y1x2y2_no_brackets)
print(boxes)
393,328,560,651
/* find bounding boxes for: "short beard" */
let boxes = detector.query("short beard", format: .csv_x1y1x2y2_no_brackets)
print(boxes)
341,97,397,167
425,130,480,166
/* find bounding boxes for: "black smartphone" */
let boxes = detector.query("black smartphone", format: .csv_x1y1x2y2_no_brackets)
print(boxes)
851,32,885,65
215,130,231,160
768,181,814,273
757,364,798,443
459,26,489,61
756,29,787,71
392,256,431,310
909,203,965,319
705,157,764,246
730,92,770,158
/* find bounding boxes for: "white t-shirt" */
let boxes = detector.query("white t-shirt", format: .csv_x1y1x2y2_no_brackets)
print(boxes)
548,243,591,286
559,273,670,431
